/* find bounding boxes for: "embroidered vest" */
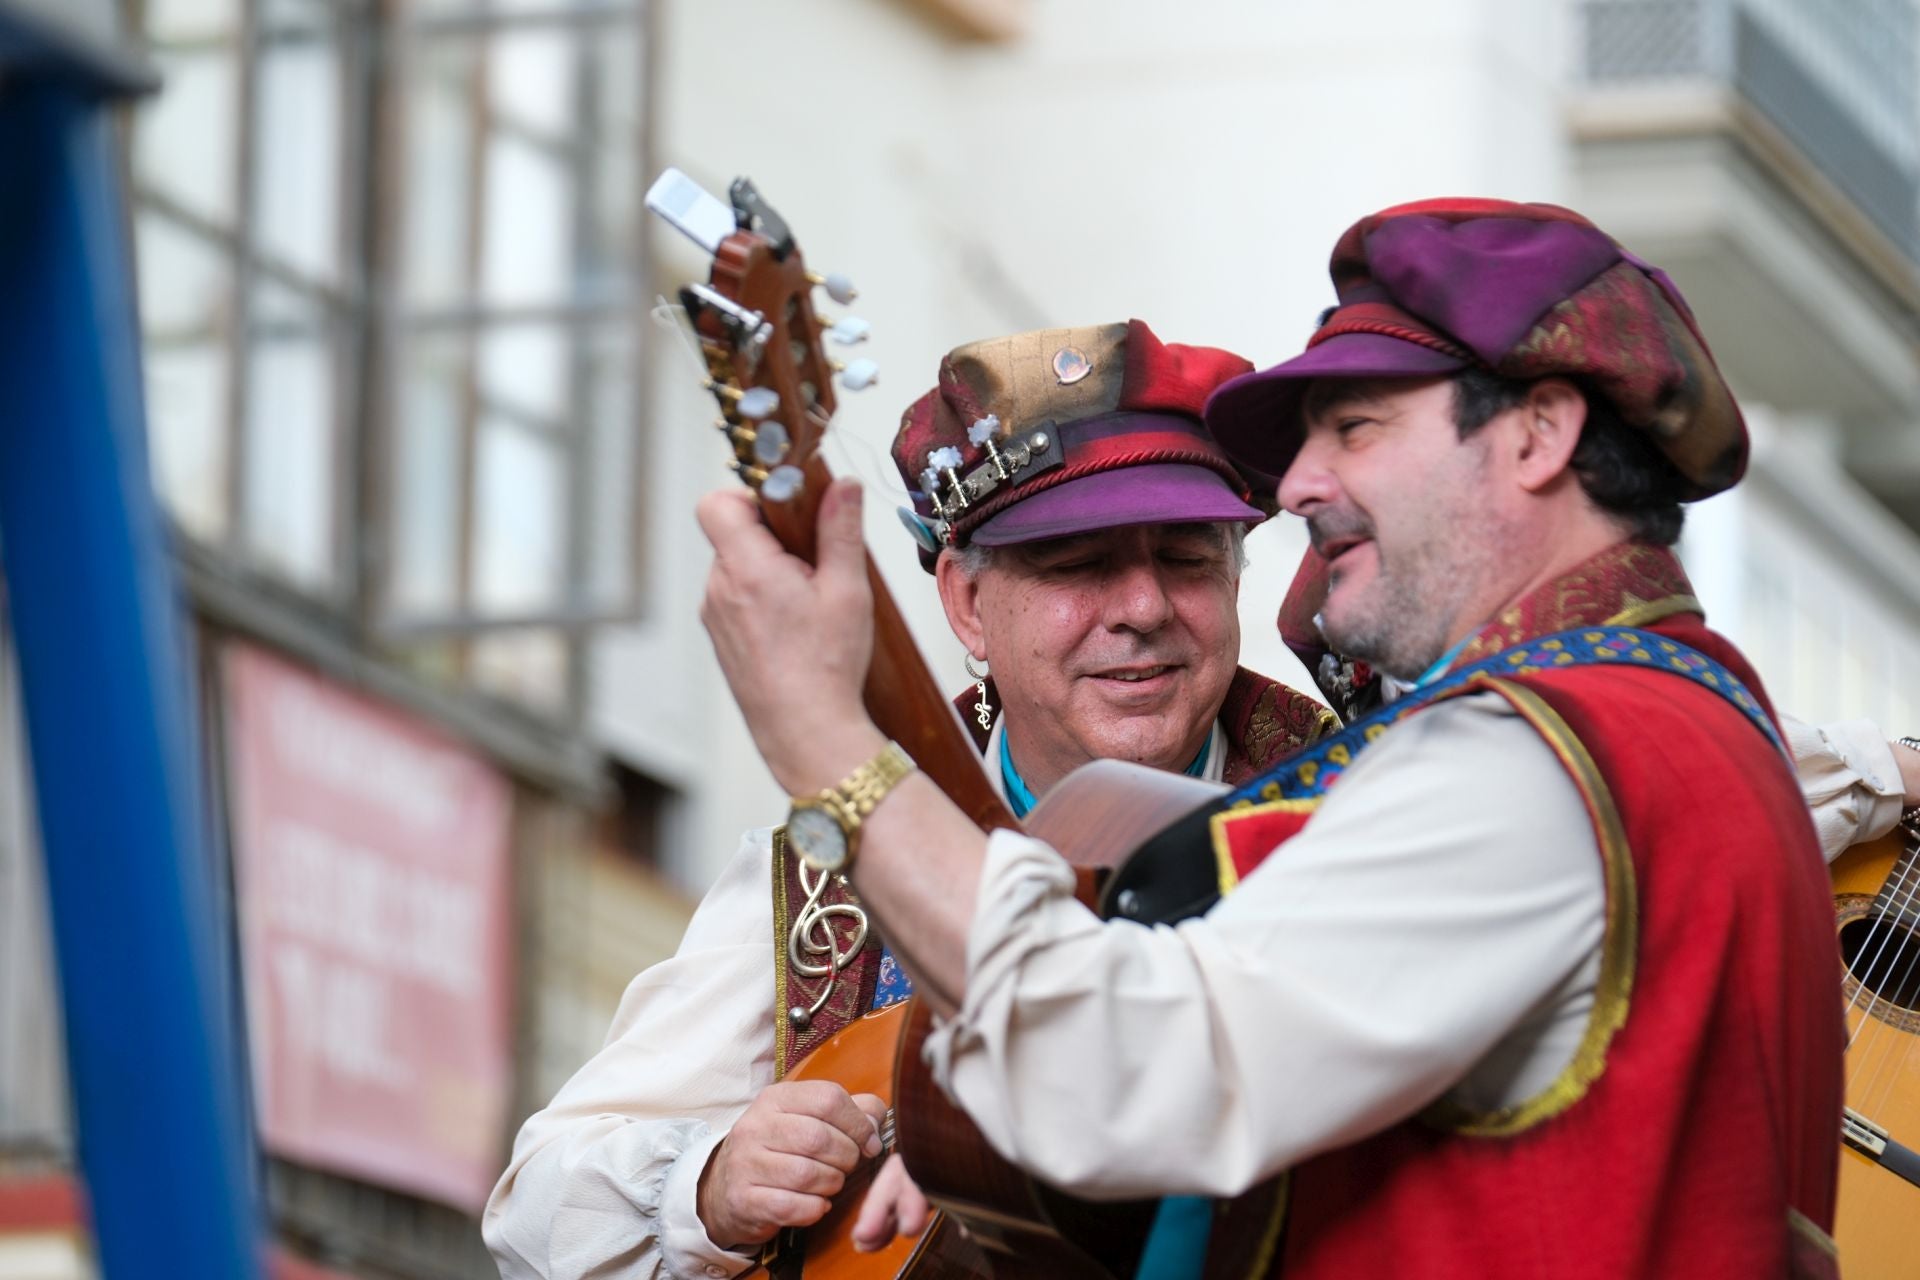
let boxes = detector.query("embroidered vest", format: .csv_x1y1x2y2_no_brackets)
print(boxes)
771,668,1335,1076
1203,544,1843,1280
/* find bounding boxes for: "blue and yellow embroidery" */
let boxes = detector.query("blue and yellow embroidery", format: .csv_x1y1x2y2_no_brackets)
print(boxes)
1218,626,1777,810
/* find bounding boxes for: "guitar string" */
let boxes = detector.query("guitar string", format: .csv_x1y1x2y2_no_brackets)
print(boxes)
1873,940,1920,1125
1843,834,1920,1043
1847,823,1920,1114
821,417,916,505
1857,831,1920,1116
651,298,720,383
1840,827,1915,1105
1842,845,1918,1096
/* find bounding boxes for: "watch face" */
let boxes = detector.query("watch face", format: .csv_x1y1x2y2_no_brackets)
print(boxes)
788,804,848,871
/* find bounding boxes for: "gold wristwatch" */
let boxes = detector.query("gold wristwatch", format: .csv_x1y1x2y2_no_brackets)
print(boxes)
785,740,917,873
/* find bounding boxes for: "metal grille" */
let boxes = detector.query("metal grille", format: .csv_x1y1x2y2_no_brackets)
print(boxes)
1583,0,1714,80
1735,9,1920,258
1580,0,1920,261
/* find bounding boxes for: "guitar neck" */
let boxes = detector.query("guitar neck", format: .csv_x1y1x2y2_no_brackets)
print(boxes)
765,455,1018,836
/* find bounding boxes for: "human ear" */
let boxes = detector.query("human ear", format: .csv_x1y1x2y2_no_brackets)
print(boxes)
1514,378,1588,492
935,551,988,660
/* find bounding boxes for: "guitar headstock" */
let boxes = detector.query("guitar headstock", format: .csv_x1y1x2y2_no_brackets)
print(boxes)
647,169,877,560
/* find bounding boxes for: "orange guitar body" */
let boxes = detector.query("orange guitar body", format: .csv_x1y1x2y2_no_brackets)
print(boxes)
774,1004,988,1280
1833,827,1920,1278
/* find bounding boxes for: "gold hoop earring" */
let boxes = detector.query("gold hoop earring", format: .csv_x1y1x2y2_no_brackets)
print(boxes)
965,654,992,730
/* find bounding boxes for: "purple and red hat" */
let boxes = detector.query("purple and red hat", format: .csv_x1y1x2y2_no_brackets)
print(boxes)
890,320,1265,568
1204,198,1748,500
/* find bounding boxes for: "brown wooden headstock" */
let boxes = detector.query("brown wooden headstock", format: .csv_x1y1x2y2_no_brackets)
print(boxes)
648,168,1015,836
664,174,875,566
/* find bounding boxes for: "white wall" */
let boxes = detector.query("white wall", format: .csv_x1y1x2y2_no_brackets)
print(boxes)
592,0,1582,891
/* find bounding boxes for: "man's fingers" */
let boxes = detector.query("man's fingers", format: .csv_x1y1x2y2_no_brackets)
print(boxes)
852,1154,923,1253
695,488,791,576
770,1081,884,1159
750,1188,834,1233
851,1182,897,1253
814,479,869,603
760,1111,865,1171
893,1172,930,1238
739,1150,849,1200
694,487,760,547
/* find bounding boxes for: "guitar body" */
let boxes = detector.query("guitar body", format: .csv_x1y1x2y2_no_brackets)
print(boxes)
892,761,1230,1279
774,1003,989,1280
1833,828,1920,1278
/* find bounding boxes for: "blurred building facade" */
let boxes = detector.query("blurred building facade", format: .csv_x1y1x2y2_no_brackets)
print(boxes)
5,0,1920,1276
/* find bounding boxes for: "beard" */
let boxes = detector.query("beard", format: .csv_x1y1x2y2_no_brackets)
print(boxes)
1319,561,1457,680
1309,472,1502,681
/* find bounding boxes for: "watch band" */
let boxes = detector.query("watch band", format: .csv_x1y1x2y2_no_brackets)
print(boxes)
827,740,917,823
792,740,917,871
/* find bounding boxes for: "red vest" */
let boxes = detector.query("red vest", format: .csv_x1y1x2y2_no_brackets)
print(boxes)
1255,609,1843,1278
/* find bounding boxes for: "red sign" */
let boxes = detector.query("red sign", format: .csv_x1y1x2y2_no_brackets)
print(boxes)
225,644,514,1212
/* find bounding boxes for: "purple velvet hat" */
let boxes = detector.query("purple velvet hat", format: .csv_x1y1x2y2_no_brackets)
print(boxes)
890,321,1265,569
1204,198,1748,500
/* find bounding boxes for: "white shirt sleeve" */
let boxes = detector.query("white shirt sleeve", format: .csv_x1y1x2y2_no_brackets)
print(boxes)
922,691,1605,1200
1782,714,1905,862
484,829,778,1280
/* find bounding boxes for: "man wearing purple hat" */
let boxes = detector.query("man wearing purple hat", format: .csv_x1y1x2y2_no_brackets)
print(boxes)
691,200,1846,1279
484,320,1333,1280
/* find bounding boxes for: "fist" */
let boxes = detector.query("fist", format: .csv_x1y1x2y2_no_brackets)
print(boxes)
696,1080,887,1250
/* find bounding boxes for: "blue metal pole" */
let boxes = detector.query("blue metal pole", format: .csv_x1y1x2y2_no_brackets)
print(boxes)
0,79,262,1279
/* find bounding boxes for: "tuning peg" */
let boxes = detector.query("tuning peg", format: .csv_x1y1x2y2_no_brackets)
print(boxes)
838,358,879,391
824,316,870,346
737,387,780,419
810,271,858,305
761,465,805,502
752,420,791,465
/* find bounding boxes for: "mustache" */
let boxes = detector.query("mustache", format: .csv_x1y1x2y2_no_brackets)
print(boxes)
1306,510,1376,556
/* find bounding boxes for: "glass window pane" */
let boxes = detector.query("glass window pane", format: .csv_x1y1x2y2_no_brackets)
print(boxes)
580,24,640,294
583,326,636,610
146,347,231,541
144,0,238,45
254,15,345,283
490,27,576,140
473,416,564,614
134,46,240,226
480,135,573,306
477,324,569,423
244,285,339,589
390,337,468,617
136,214,232,541
401,37,479,308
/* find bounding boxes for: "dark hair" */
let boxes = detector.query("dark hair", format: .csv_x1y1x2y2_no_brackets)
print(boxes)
1451,368,1687,546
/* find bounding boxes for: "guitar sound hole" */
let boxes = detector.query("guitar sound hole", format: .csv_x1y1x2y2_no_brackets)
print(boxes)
1840,916,1920,1013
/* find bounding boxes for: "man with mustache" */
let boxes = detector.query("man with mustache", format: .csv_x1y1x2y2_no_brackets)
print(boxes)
484,321,1337,1280
693,200,1860,1278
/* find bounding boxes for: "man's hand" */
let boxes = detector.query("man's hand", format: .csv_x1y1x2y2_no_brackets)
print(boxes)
697,479,884,796
696,1080,887,1251
851,1153,933,1253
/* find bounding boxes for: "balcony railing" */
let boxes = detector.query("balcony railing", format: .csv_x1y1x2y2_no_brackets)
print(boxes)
1581,0,1920,261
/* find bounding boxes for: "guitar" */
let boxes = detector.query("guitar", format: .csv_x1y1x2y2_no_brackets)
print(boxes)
1833,815,1920,1278
646,168,1172,1279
